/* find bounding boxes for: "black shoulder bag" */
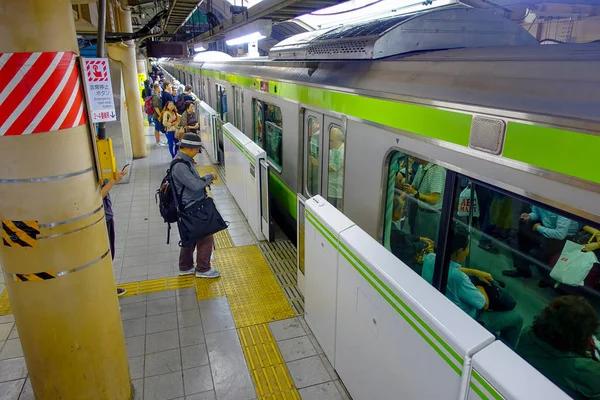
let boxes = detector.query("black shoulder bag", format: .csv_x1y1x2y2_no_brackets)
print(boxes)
174,166,228,247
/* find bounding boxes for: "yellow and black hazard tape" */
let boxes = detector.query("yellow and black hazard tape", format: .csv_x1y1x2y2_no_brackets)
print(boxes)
1,220,40,248
14,272,57,282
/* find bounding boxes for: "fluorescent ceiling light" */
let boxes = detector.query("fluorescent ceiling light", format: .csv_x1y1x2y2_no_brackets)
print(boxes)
226,32,266,46
194,44,206,51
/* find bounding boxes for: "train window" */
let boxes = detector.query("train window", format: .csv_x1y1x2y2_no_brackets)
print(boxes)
306,117,320,196
383,152,445,275
253,99,264,145
327,125,345,211
439,178,600,398
252,98,283,170
234,87,243,131
266,122,283,169
216,84,227,122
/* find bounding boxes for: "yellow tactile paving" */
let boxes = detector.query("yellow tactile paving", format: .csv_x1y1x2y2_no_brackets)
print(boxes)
213,229,234,249
0,289,12,316
260,390,302,400
238,324,274,347
243,341,284,370
238,324,299,398
117,276,194,297
196,165,222,185
195,276,226,300
252,364,296,397
213,245,295,328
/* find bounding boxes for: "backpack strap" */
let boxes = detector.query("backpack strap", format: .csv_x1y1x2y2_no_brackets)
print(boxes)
169,158,192,207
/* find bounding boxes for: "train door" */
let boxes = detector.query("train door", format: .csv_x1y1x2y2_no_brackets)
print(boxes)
321,115,345,212
232,86,244,132
195,74,202,101
298,110,324,294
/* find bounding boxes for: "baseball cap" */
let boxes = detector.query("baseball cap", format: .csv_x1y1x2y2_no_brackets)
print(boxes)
180,133,202,149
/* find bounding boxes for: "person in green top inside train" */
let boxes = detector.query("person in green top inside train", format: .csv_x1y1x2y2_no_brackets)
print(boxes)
517,296,600,400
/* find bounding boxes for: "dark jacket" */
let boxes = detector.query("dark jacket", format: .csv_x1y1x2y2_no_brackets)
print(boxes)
516,328,600,400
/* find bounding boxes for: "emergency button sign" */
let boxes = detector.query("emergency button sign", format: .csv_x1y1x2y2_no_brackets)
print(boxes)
81,58,116,123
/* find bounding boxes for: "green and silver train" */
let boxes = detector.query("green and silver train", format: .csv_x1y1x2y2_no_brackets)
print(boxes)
164,6,600,399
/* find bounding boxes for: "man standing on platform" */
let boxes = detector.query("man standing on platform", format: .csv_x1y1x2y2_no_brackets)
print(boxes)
171,133,221,278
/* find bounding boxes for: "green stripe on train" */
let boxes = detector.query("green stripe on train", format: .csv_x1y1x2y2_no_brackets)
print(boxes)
196,68,600,185
269,171,297,220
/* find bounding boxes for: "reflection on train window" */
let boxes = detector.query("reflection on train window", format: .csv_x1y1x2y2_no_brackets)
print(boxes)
253,100,263,144
216,84,227,122
383,152,445,275
253,98,283,170
442,179,600,398
306,117,320,196
234,87,243,131
266,122,282,169
327,125,345,211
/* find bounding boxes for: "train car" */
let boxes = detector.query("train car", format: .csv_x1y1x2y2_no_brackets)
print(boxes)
163,6,600,398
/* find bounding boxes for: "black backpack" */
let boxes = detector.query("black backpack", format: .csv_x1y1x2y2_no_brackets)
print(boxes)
156,158,189,244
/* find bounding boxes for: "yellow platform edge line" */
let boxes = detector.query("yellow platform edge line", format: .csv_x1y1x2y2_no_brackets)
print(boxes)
0,289,12,316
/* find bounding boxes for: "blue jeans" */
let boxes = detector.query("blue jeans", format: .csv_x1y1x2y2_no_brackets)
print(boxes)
166,131,179,158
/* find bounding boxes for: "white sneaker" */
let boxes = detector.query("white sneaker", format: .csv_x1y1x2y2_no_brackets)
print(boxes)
179,268,195,276
210,253,215,261
196,269,220,279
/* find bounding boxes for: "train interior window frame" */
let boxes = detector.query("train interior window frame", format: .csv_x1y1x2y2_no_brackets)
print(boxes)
382,147,600,398
303,110,324,198
252,97,284,173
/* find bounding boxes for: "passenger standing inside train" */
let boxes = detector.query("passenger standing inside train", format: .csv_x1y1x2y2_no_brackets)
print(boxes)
502,206,579,286
422,228,523,348
516,296,600,400
390,195,434,273
171,134,220,278
327,127,345,210
402,158,446,242
151,83,166,147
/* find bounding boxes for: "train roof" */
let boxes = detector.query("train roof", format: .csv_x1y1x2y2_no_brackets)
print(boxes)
194,42,600,131
269,6,538,61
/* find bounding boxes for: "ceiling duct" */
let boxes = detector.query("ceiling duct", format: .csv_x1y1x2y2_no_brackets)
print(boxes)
269,6,539,60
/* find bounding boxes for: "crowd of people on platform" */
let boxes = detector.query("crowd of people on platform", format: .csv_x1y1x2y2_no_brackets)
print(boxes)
142,65,201,158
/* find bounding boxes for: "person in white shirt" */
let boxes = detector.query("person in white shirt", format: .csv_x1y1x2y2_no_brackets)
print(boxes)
327,127,345,210
503,206,579,286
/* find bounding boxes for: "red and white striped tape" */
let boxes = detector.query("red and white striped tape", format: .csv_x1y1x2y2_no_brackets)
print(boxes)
0,51,86,136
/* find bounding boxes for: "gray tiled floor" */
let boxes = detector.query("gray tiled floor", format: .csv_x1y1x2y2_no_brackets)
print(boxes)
268,317,353,400
0,141,352,400
105,137,256,286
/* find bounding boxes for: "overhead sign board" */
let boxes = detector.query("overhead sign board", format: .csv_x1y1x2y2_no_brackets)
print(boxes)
80,57,117,123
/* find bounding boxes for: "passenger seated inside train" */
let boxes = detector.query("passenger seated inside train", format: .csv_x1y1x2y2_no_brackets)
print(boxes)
389,195,434,274
503,206,580,288
516,296,600,400
422,227,524,349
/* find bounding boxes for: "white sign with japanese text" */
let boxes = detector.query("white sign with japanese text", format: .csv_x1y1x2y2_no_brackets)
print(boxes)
81,57,117,123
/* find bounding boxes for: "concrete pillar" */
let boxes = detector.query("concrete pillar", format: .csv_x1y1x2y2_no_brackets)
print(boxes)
137,52,149,106
0,0,131,399
107,5,148,159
